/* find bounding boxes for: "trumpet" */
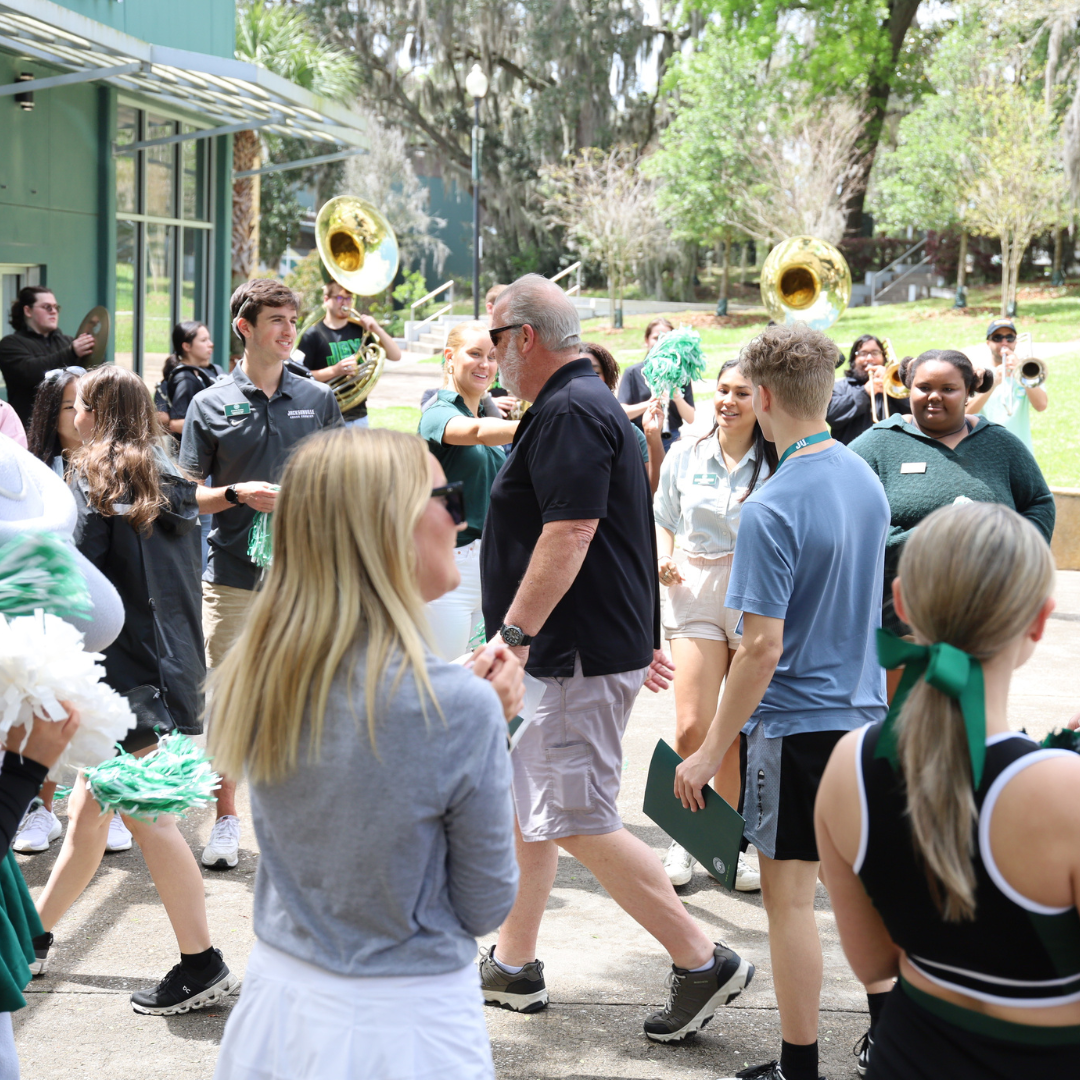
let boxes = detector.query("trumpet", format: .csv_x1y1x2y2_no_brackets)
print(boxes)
867,338,907,423
1010,333,1046,388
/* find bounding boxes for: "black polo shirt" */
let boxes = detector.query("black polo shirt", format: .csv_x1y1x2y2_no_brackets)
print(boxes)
481,358,660,678
178,362,343,590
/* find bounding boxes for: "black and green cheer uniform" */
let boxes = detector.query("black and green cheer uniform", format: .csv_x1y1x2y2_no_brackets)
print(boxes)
855,723,1080,1077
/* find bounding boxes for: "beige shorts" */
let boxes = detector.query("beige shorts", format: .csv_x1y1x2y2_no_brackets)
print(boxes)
201,581,255,669
661,551,743,644
511,655,648,843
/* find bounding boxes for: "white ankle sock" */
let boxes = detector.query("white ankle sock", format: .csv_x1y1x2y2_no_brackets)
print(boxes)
687,956,715,972
493,953,525,975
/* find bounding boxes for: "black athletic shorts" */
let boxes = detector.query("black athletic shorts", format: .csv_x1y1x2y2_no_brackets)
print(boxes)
737,725,847,861
867,980,1080,1078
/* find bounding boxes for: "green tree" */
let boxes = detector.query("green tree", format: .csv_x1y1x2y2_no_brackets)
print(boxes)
306,0,694,280
960,85,1064,315
232,1,360,284
699,0,932,236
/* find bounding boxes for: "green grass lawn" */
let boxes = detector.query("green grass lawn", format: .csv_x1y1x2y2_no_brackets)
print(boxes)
366,405,424,433
1032,350,1080,490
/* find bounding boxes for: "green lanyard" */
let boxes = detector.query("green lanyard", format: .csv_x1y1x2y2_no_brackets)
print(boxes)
776,430,831,470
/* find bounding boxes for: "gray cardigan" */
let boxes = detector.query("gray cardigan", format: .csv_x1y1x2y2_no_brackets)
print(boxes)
249,644,518,977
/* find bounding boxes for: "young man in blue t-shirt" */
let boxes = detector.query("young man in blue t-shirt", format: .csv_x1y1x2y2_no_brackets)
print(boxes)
674,324,891,1080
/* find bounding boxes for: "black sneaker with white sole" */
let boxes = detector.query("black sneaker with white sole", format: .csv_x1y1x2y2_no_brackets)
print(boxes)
716,1063,826,1080
129,948,239,1016
477,945,548,1013
643,941,754,1043
28,931,52,977
854,1029,872,1077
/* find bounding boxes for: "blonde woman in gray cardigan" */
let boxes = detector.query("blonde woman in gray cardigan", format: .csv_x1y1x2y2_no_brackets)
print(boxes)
210,427,523,1080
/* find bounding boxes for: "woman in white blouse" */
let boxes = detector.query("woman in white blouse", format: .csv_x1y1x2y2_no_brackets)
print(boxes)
654,358,776,892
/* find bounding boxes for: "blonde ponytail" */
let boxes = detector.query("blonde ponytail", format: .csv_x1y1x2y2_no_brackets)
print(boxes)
894,502,1054,922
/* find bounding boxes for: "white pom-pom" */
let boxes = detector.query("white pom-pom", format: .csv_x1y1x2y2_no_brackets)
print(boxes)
0,612,136,775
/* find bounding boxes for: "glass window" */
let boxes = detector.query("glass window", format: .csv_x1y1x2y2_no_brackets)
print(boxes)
115,220,137,372
145,114,176,219
180,228,205,323
182,125,207,221
116,107,139,214
143,224,174,386
116,107,212,374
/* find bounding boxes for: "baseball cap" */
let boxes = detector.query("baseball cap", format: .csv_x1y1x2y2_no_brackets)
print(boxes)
986,318,1016,338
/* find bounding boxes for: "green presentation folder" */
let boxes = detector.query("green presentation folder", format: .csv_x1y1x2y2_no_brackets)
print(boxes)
643,738,746,891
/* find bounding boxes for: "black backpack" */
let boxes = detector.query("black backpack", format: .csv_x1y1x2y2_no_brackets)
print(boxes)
155,364,219,414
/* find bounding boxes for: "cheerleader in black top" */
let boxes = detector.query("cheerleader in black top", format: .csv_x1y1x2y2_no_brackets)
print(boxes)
815,502,1080,1079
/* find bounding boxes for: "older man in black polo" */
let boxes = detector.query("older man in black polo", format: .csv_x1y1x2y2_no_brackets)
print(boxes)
478,274,752,1043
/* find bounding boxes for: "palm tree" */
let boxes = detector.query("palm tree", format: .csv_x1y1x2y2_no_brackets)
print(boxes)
232,1,360,284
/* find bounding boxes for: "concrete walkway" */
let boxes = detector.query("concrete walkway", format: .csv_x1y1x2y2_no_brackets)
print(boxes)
13,573,1079,1079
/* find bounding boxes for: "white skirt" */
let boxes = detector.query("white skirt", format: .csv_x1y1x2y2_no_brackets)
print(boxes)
213,940,495,1080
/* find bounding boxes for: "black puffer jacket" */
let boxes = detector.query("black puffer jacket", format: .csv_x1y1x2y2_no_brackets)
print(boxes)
71,456,204,734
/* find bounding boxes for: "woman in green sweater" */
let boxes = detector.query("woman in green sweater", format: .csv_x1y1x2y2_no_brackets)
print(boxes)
850,349,1055,636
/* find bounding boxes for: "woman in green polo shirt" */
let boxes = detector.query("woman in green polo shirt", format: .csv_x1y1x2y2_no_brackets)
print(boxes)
849,349,1055,641
418,322,518,660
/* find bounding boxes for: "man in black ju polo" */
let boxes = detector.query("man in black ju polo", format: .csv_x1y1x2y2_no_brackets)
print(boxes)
180,279,342,870
477,274,753,1042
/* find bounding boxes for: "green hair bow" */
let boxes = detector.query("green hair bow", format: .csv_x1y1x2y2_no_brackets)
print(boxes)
874,629,987,788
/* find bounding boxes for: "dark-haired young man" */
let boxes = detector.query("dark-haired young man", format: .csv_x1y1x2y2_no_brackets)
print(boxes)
180,279,342,876
675,324,891,1080
296,281,401,427
0,286,95,424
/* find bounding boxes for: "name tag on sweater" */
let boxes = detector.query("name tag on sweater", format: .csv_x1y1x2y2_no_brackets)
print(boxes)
900,462,927,474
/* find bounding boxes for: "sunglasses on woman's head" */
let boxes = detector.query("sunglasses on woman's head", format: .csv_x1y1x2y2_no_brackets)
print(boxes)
43,365,87,381
431,481,467,525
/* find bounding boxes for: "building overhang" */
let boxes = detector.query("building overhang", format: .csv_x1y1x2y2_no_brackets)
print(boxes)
0,0,367,148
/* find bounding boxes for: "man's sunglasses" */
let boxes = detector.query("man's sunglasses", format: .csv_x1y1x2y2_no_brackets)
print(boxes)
489,323,524,347
432,481,467,525
990,334,1017,343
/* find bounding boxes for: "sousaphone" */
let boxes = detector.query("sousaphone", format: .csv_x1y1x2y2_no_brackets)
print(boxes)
760,236,852,331
306,196,400,413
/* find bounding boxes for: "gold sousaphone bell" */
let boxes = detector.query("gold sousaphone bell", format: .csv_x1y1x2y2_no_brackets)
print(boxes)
306,195,400,413
760,236,852,332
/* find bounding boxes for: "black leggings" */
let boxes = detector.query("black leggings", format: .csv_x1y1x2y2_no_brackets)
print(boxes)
867,982,1080,1079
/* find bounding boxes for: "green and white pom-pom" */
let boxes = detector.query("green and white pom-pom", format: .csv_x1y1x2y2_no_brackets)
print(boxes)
83,733,221,822
0,532,91,618
643,328,706,398
1041,728,1080,753
246,485,280,569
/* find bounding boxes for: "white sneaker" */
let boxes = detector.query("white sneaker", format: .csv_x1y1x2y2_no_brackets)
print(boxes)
201,815,240,869
734,851,761,893
106,815,133,852
13,803,62,854
663,841,694,887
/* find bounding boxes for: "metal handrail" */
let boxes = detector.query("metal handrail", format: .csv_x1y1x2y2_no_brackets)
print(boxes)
412,301,454,333
869,238,928,306
411,280,454,316
551,261,582,297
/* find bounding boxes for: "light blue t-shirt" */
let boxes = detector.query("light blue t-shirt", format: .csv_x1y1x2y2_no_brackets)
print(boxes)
725,442,889,738
979,379,1032,451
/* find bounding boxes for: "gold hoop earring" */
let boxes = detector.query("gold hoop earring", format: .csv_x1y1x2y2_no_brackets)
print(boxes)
446,366,454,374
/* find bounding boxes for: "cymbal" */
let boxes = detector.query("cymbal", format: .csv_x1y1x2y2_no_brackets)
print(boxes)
75,306,110,368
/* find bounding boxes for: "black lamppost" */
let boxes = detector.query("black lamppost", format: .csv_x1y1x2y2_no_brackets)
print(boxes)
466,63,489,318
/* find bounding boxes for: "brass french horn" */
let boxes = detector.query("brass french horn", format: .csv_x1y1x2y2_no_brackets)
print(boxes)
304,196,400,413
760,236,852,331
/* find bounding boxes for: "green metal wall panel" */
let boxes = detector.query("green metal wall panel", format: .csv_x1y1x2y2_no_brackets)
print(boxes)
0,50,101,335
50,0,235,60
210,131,233,359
